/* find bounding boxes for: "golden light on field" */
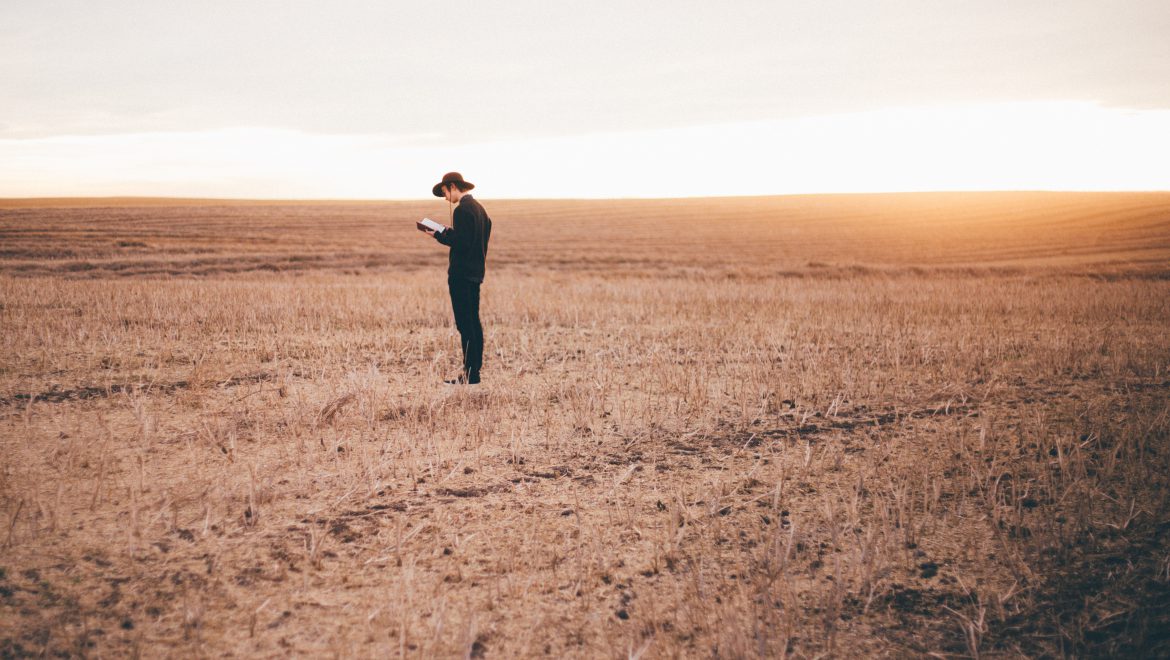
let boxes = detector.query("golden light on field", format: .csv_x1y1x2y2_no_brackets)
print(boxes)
5,1,1170,655
2,193,1170,655
2,101,1168,199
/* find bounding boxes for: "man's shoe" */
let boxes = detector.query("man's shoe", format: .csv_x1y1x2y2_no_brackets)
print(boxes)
443,374,481,385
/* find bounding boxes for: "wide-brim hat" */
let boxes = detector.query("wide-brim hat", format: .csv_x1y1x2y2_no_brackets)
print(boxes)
432,172,475,197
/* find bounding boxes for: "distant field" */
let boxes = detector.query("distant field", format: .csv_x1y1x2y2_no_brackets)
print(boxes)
1,193,1169,657
3,192,1169,278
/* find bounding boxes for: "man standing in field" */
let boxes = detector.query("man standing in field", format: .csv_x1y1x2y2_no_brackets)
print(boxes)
421,172,492,385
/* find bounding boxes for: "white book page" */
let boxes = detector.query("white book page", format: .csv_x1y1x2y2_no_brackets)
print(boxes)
418,217,445,233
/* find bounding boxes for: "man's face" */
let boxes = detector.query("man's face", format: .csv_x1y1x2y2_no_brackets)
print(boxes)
442,184,458,203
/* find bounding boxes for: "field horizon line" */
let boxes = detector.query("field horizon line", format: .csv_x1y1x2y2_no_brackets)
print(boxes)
3,188,1170,208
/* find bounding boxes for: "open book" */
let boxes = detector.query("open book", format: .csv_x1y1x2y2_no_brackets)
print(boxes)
416,217,446,234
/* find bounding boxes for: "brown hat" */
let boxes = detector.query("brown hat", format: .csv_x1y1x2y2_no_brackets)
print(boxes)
432,172,475,198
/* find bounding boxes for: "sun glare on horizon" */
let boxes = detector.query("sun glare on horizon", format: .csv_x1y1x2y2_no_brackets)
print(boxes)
1,101,1167,199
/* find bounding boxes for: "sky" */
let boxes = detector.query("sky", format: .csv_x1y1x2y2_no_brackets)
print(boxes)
1,0,1169,199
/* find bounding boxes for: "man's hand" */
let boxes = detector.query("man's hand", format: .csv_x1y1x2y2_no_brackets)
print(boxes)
417,219,446,235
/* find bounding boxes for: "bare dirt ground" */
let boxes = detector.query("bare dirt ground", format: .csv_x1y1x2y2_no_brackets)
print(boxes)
2,192,1169,657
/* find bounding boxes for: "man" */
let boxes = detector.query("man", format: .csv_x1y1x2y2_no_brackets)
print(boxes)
422,172,492,385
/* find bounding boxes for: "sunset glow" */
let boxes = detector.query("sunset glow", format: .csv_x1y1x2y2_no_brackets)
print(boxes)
2,1,1168,198
3,101,1167,199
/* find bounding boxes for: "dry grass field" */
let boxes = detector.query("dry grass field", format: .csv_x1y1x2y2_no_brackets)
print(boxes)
2,192,1169,657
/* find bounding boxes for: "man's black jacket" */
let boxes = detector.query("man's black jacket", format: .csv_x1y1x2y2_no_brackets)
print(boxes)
434,194,492,283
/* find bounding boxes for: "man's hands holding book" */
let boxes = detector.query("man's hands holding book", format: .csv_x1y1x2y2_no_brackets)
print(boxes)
417,217,446,236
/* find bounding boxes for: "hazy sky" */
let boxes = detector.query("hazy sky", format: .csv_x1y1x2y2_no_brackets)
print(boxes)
2,0,1169,197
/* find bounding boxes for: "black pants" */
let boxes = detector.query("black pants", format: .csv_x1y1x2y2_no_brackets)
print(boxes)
448,279,484,379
